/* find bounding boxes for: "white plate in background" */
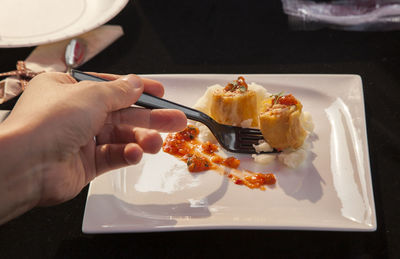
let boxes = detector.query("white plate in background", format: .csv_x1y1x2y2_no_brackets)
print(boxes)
82,74,376,233
0,0,128,47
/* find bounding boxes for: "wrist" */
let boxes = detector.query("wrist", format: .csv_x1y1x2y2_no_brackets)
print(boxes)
0,120,43,224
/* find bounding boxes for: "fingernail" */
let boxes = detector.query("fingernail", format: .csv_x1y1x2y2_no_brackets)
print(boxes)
121,75,142,88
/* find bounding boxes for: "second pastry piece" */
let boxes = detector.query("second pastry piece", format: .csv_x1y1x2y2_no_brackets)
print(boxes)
259,93,307,150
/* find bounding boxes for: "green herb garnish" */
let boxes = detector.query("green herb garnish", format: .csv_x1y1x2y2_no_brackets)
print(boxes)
224,77,248,92
272,91,285,106
239,85,247,92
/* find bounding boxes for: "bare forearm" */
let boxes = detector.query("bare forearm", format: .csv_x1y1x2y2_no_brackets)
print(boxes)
0,122,42,224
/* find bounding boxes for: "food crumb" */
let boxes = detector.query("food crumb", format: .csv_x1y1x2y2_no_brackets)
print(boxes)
251,154,276,165
253,139,273,153
278,147,308,168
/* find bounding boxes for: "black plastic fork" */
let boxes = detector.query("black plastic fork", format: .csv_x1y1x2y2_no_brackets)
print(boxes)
71,70,275,154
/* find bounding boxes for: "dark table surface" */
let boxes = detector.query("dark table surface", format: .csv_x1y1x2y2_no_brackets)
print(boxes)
1,0,400,258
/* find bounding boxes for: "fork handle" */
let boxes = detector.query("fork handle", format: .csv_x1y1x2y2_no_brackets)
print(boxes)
70,70,212,125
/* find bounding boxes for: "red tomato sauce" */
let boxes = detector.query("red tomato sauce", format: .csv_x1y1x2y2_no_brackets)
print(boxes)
184,154,213,172
275,94,299,106
163,125,276,190
224,76,248,92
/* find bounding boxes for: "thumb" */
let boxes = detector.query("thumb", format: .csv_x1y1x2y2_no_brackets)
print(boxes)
93,74,144,112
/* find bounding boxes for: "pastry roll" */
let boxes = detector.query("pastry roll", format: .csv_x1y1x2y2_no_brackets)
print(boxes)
210,77,259,127
259,94,307,150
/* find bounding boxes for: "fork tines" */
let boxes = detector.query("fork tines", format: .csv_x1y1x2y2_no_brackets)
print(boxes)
236,127,278,153
238,128,264,140
239,128,263,134
236,128,264,147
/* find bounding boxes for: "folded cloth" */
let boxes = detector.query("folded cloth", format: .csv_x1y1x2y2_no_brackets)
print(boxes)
0,25,124,104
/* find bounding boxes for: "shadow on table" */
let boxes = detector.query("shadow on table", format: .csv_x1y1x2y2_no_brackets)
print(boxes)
54,228,388,258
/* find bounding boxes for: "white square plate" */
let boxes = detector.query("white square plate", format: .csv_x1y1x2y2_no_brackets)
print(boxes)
82,74,376,233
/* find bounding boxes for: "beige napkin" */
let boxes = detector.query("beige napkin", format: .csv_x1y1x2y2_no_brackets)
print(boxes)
0,25,124,104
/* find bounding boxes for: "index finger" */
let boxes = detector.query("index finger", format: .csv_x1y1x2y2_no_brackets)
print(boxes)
86,72,164,98
106,107,187,132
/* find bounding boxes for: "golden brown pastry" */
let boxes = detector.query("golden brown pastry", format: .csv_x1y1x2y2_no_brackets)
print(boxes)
259,93,307,150
210,77,259,127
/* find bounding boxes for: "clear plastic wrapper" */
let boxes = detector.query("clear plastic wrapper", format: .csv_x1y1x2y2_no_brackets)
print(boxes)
282,0,400,30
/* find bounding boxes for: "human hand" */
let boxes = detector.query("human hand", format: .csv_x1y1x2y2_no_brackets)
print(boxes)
0,72,186,212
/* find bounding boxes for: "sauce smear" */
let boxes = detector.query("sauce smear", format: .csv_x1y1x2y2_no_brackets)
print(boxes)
163,125,276,190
